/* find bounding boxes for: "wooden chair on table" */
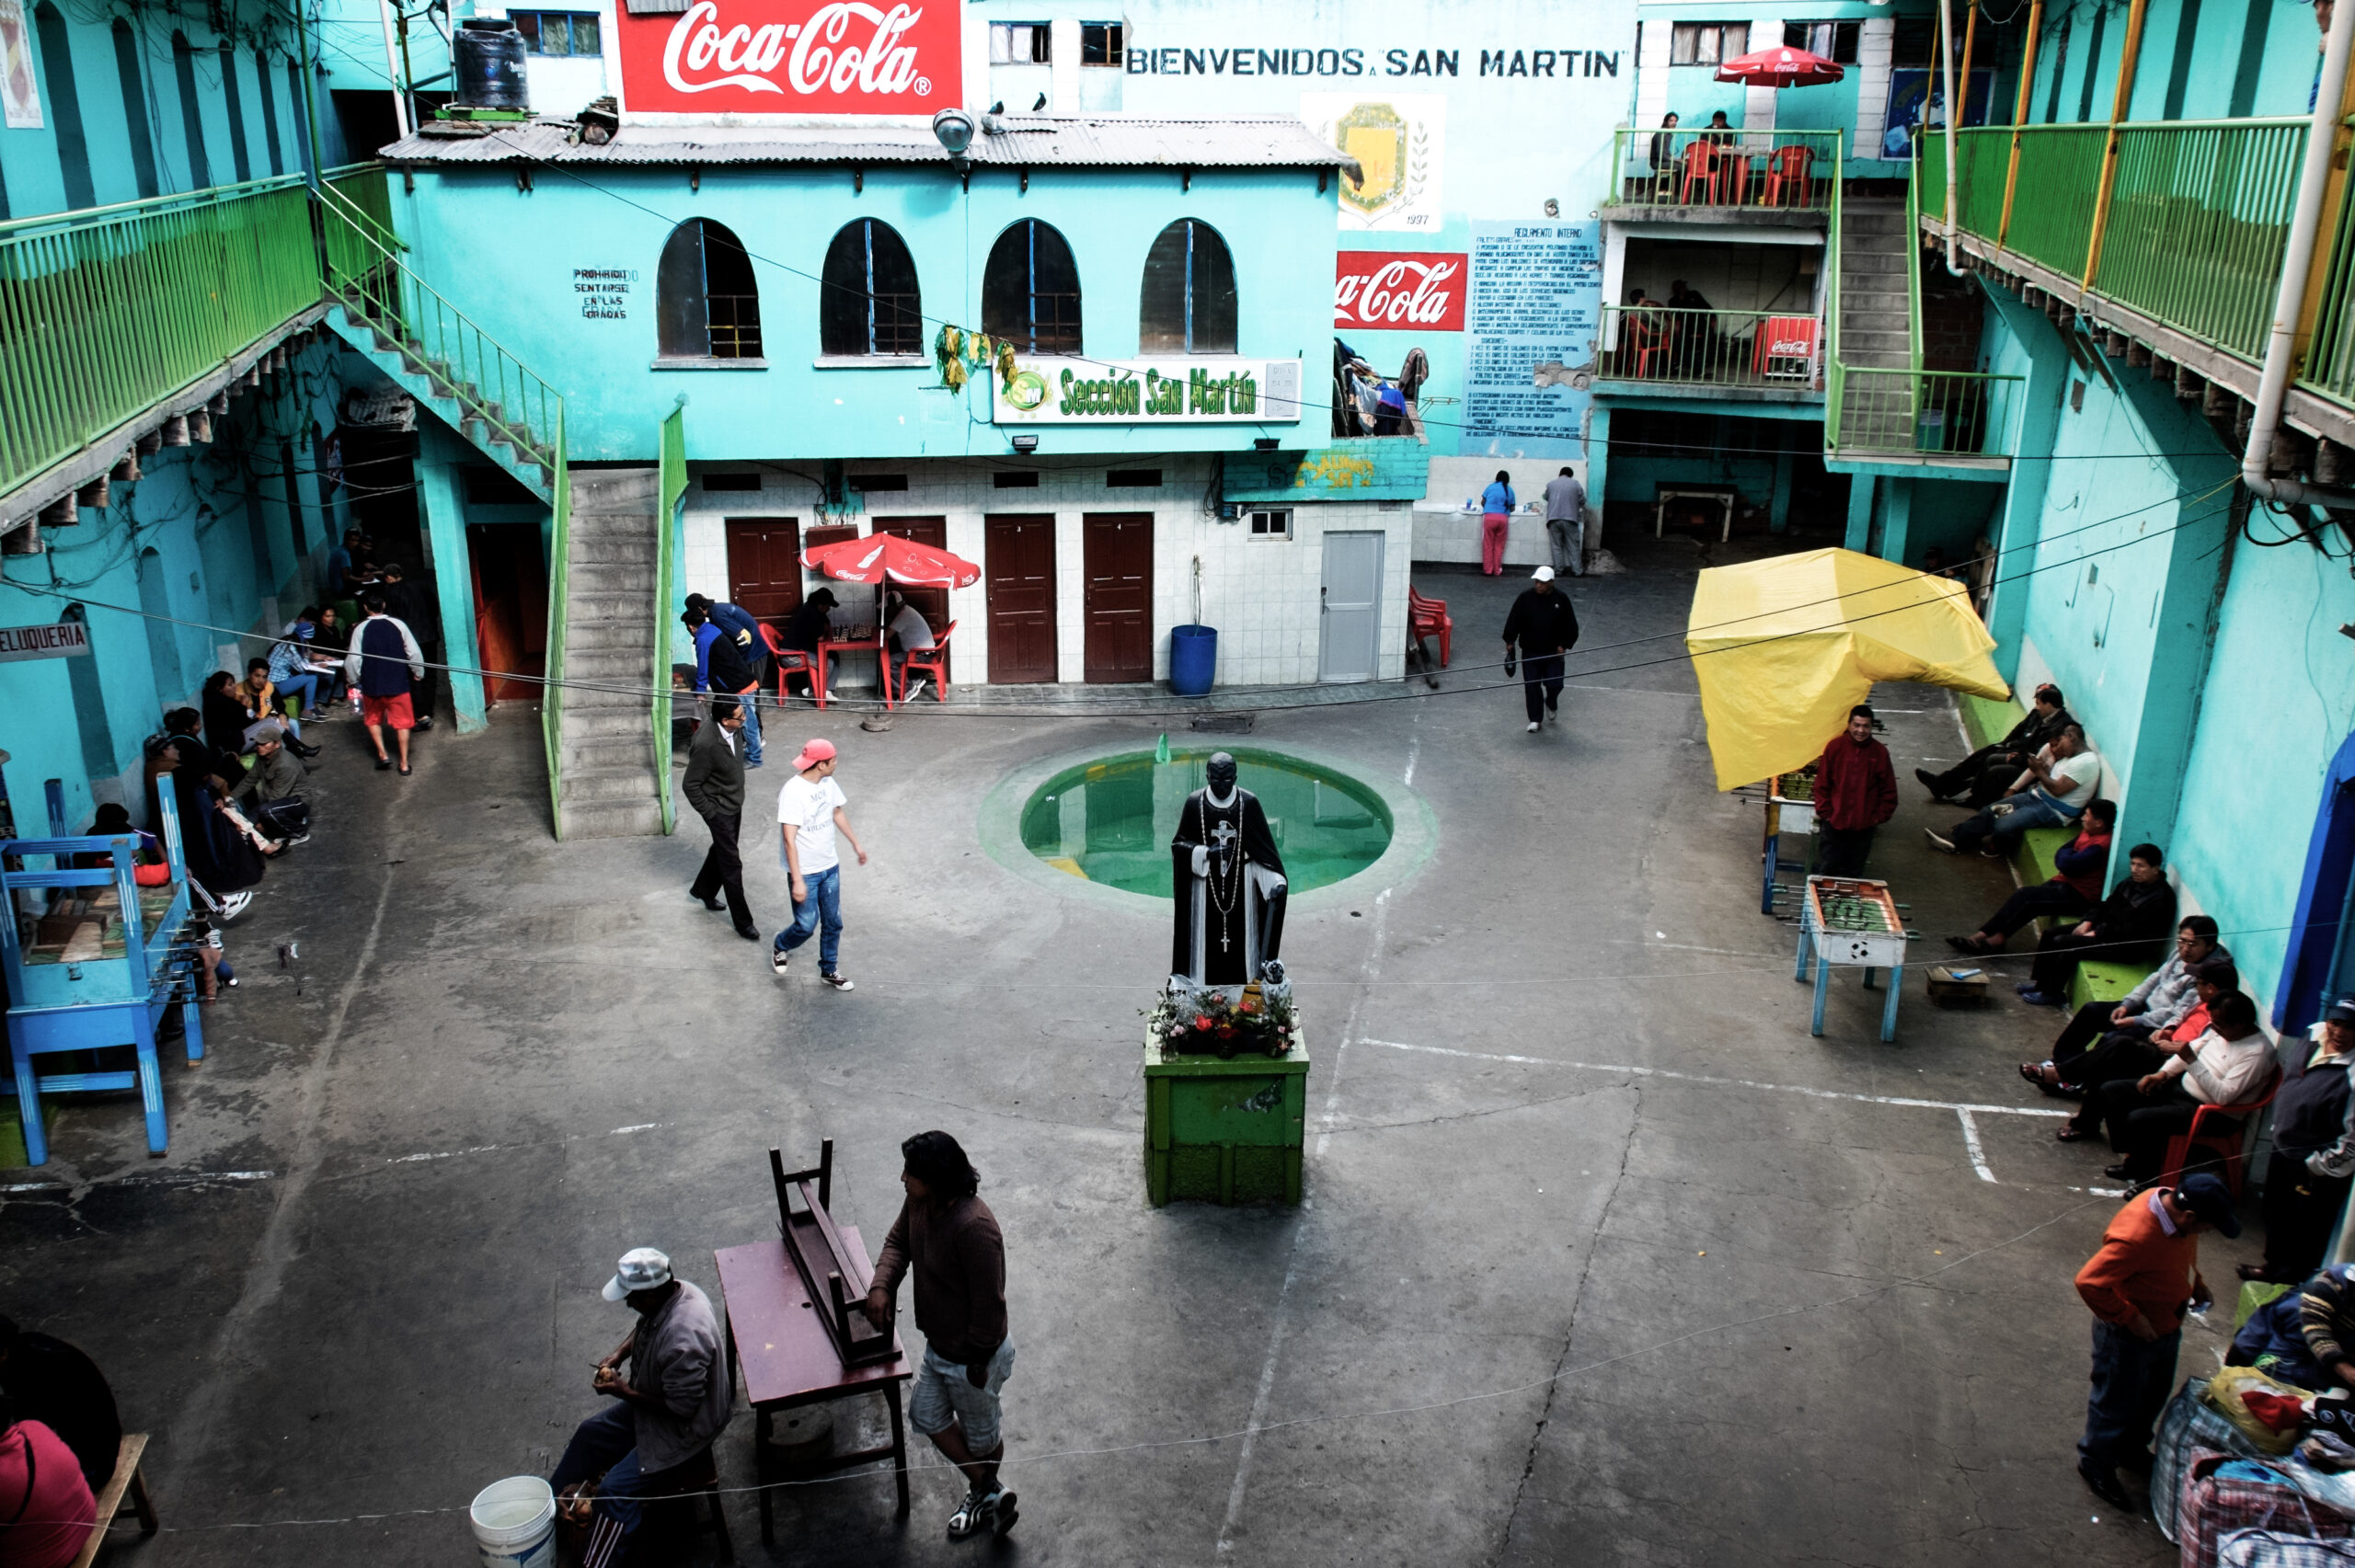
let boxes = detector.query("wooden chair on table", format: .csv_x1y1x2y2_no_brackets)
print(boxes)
1407,587,1452,667
760,623,816,704
893,621,957,704
68,1435,157,1568
1677,141,1721,205
2157,1061,2284,1198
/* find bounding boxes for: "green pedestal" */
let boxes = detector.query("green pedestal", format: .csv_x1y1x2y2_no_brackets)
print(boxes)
1143,1033,1309,1207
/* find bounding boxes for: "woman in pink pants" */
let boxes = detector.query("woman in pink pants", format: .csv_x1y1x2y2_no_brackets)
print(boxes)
1479,470,1516,575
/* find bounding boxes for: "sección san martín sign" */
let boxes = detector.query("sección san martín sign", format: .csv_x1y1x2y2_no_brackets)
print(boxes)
993,359,1304,424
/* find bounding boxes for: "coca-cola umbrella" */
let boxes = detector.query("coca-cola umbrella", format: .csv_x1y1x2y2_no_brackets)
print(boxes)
1714,45,1844,86
800,532,982,588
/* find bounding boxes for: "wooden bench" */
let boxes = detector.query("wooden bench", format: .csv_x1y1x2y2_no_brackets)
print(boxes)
1407,586,1452,668
69,1433,156,1568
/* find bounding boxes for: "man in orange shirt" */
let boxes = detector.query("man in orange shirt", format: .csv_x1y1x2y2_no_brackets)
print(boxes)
2072,1172,2238,1507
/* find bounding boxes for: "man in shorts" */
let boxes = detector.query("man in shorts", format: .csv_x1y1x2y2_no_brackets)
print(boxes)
864,1130,1017,1539
773,738,867,990
344,590,426,775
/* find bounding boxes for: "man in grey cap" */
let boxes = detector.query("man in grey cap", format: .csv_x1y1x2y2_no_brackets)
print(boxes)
550,1247,731,1545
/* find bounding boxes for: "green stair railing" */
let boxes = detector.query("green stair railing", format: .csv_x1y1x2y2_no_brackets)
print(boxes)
654,406,685,836
544,407,572,840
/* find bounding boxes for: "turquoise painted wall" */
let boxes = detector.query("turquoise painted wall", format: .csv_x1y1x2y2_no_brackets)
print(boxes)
0,0,323,221
389,163,1338,463
2028,0,2327,122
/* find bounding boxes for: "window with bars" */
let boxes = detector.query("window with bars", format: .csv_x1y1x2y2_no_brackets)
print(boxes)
657,218,764,361
1081,22,1122,64
983,219,1083,355
1139,219,1237,354
990,21,1050,63
512,11,602,55
1669,22,1748,64
821,219,923,356
1782,20,1860,62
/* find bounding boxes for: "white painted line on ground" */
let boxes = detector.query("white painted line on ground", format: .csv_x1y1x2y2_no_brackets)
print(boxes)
1956,1109,1996,1183
379,1122,668,1168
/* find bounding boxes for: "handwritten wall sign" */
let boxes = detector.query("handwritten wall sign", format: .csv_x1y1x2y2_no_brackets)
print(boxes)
1463,221,1601,457
575,268,636,320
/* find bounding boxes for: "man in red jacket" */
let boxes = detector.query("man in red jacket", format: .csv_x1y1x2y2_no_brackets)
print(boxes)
1813,704,1898,877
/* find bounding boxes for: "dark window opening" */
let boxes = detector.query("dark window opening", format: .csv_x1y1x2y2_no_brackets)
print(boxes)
1107,469,1162,487
512,12,601,55
983,219,1082,355
34,5,94,209
848,474,909,492
1781,20,1859,61
114,20,161,198
218,40,251,182
254,46,284,176
1139,218,1237,354
820,219,924,356
993,470,1041,488
171,31,211,189
1081,22,1122,64
702,473,762,491
657,218,764,360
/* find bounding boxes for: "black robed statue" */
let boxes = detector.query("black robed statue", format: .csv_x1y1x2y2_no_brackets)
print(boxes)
1169,752,1288,988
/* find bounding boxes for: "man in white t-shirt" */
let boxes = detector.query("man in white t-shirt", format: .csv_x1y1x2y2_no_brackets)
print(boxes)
884,593,936,700
1932,723,2104,857
771,738,868,990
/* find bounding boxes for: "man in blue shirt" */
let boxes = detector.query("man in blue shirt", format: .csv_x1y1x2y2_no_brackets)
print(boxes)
684,603,764,767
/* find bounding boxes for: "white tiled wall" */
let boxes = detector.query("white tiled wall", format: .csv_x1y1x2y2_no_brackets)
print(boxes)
678,458,1415,687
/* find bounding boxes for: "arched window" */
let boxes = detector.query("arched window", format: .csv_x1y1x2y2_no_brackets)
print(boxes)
33,5,93,210
982,220,1082,355
254,47,284,177
821,220,923,357
111,19,161,198
219,41,252,183
656,219,764,361
1139,220,1236,354
170,32,211,188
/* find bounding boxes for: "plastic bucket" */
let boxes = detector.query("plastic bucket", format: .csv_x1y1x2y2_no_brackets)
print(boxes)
470,1476,557,1568
1170,624,1217,697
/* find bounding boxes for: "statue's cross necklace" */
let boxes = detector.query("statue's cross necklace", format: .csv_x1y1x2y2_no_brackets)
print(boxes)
1201,801,1245,951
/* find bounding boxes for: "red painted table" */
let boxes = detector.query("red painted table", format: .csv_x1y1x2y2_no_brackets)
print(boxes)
811,630,890,710
715,1230,912,1541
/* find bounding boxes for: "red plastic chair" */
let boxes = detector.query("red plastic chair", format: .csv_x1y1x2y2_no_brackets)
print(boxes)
2158,1059,2283,1197
1763,144,1816,207
1623,311,1671,377
1677,141,1721,205
1407,587,1452,666
893,620,957,704
760,622,816,701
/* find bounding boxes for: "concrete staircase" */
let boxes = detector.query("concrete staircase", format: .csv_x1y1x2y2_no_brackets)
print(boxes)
554,468,666,840
320,295,556,504
1833,197,1916,451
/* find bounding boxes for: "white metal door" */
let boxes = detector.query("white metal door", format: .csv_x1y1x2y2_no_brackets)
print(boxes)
1319,531,1384,683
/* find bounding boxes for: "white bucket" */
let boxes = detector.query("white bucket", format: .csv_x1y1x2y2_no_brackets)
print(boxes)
469,1476,557,1568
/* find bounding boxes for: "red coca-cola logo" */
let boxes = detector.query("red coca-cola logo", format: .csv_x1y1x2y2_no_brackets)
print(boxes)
617,0,962,116
1334,251,1467,333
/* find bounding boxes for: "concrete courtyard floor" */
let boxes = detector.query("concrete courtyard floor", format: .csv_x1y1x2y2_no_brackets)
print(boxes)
8,533,2229,1566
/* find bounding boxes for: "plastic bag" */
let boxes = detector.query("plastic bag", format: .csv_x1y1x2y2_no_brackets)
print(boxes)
2207,1366,2318,1455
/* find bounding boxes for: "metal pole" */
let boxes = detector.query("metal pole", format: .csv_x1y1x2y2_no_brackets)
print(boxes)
2079,0,2153,288
1940,0,1964,273
376,0,411,138
1998,0,2043,250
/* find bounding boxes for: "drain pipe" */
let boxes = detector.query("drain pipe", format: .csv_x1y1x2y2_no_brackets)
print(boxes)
1938,0,1964,274
2242,0,2355,507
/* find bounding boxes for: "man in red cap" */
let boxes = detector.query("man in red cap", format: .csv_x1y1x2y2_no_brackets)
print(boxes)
773,738,867,990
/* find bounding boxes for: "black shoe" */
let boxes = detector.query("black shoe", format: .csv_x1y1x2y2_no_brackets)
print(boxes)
374,756,393,771
414,715,435,732
2077,1459,2132,1510
734,922,761,941
2103,1162,2135,1181
693,890,724,910
1915,767,1955,802
288,738,322,759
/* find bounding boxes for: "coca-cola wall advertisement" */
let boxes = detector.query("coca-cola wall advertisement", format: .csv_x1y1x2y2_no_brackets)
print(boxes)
1334,251,1465,333
615,0,962,116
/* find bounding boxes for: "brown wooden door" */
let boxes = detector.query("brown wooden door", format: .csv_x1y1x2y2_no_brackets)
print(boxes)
871,516,950,682
1083,512,1154,683
726,518,801,627
985,514,1058,683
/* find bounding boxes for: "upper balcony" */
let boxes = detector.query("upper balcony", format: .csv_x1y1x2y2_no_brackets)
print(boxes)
1603,128,1844,228
1594,304,1826,402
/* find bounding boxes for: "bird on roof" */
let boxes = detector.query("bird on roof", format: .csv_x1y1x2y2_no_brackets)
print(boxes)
990,100,1005,114
1032,93,1047,111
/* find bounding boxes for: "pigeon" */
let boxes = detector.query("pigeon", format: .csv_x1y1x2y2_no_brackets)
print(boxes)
1032,92,1047,111
989,99,1005,114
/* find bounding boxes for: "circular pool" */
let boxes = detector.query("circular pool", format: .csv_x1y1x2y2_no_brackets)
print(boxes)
1017,746,1394,898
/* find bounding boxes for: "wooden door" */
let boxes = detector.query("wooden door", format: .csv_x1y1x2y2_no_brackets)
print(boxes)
985,514,1058,683
726,518,801,626
871,516,950,682
1083,512,1154,683
467,523,544,704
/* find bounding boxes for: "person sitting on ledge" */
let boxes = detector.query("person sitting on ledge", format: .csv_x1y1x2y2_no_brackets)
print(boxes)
1951,797,2114,955
2048,960,2237,1131
1918,682,2073,807
1926,724,2102,857
2015,843,2177,1009
2080,990,2273,1185
2026,916,2227,1088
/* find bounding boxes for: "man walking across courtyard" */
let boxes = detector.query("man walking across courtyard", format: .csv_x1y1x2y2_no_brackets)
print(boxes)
864,1130,1018,1540
774,738,866,990
345,590,425,775
683,696,758,941
1543,466,1586,577
1501,567,1580,734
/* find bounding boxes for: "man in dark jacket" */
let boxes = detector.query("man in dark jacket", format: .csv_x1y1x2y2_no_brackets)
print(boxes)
1813,704,1898,876
682,697,757,939
1952,797,2114,954
1918,683,2072,806
0,1315,121,1490
686,604,765,768
377,564,437,731
2021,843,2178,1006
2245,1000,2355,1284
344,591,425,775
1500,567,1580,733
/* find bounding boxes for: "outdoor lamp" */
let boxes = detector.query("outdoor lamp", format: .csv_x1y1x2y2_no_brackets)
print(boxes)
933,108,977,167
1011,433,1040,452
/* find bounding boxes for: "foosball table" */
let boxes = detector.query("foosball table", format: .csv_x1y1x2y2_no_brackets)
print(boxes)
1792,876,1913,1042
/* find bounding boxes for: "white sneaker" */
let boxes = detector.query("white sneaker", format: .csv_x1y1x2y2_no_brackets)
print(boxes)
1525,721,1540,733
770,946,790,977
217,891,253,921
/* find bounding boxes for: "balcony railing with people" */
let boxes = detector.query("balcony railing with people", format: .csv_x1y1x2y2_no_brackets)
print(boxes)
1608,127,1845,213
1596,305,1824,390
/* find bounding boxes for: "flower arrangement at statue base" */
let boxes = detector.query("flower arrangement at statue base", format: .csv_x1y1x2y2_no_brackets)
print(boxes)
1147,970,1299,1060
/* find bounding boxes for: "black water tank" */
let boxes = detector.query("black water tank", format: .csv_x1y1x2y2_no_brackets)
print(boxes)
454,18,529,110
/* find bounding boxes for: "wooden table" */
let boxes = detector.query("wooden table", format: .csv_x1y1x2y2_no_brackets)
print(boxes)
1654,486,1738,544
812,630,889,710
715,1230,912,1543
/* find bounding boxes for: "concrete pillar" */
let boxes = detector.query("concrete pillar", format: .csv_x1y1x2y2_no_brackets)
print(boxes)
1844,472,1875,552
1980,288,2072,685
416,424,488,734
1769,445,1794,534
1878,476,1913,565
1586,404,1613,558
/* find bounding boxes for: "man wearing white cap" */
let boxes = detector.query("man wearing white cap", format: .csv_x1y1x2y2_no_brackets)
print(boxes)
1500,567,1580,734
773,737,868,990
549,1247,731,1547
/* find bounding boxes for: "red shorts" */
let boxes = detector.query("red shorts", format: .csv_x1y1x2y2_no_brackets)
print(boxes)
360,692,415,730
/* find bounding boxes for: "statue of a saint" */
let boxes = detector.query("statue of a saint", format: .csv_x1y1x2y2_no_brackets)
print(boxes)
1169,752,1287,988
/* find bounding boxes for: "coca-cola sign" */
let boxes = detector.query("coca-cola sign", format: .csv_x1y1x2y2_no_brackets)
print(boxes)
616,0,962,116
1333,250,1466,332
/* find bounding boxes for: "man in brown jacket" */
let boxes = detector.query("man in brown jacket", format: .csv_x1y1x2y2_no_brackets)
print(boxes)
864,1130,1017,1540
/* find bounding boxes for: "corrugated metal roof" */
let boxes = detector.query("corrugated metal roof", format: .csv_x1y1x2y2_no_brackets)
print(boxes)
382,114,1352,170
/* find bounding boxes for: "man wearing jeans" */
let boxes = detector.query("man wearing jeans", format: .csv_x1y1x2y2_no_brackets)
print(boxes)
1542,466,1586,576
1928,724,2101,856
773,738,866,990
864,1130,1018,1541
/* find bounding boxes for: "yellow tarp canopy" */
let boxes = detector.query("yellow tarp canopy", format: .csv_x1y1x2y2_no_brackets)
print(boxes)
1685,547,2011,791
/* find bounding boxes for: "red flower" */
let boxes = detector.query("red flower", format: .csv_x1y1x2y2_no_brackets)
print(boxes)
1217,1024,1235,1038
1194,1016,1214,1031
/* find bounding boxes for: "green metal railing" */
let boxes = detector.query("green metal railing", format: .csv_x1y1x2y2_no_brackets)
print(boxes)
544,406,571,840
1597,305,1823,388
2305,171,2355,404
0,174,318,500
1832,367,2024,456
1607,127,1844,212
653,406,685,837
1998,124,2111,278
2096,120,2306,361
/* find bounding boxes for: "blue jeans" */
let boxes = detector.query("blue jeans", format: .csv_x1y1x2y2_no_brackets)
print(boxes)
2080,1319,2180,1469
775,864,843,971
276,672,320,720
551,1403,654,1535
736,690,764,766
1951,790,2079,853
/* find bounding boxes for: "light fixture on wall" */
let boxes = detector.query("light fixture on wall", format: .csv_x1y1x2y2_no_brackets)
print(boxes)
1011,433,1040,453
933,108,978,170
1254,438,1280,451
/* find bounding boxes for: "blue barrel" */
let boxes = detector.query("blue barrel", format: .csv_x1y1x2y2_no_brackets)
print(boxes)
1169,624,1217,696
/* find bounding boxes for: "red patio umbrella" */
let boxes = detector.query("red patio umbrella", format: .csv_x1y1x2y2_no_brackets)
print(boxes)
1715,46,1844,86
800,532,981,588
